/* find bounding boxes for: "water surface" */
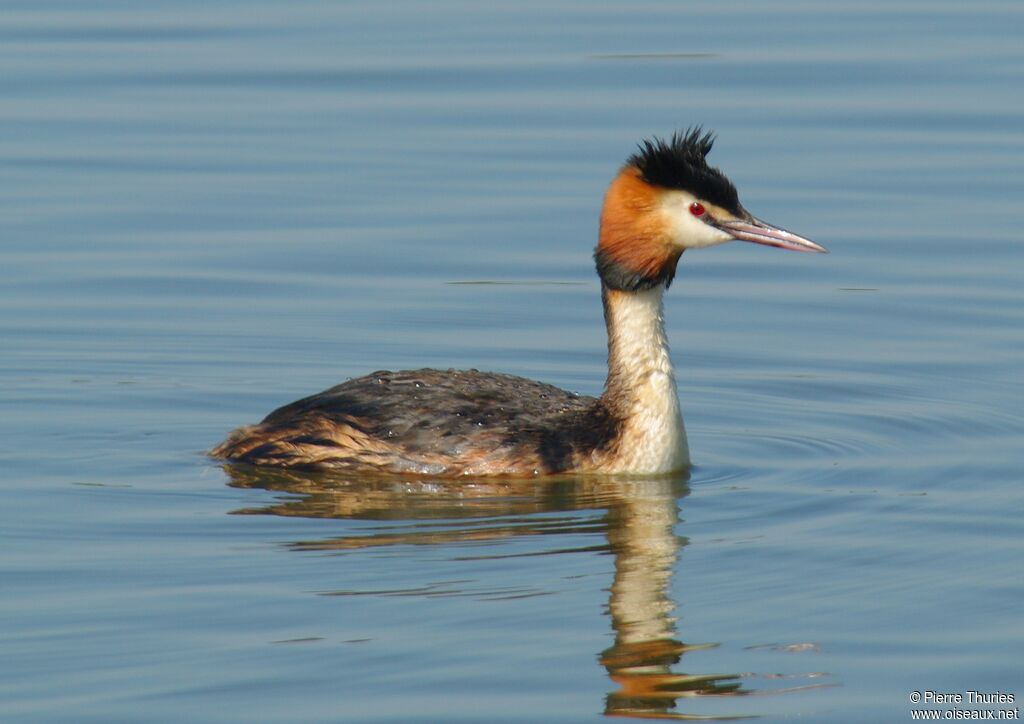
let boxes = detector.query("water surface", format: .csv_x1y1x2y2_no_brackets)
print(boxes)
3,1,1023,722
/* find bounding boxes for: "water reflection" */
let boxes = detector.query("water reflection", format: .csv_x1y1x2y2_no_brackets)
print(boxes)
224,466,823,719
600,480,745,717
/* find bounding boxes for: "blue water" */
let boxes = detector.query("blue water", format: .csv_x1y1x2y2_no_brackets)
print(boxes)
3,2,1023,722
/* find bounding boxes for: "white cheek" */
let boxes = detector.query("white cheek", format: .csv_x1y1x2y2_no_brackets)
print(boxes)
659,193,734,249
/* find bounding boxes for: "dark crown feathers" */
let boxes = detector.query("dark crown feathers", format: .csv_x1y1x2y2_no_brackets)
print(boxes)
628,127,741,214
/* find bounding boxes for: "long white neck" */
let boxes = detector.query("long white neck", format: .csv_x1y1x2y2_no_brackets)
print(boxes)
600,284,690,474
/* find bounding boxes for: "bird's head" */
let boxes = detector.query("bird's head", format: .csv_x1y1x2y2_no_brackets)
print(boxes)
594,128,827,291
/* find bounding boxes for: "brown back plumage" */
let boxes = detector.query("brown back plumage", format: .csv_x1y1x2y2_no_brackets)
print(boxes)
212,369,623,476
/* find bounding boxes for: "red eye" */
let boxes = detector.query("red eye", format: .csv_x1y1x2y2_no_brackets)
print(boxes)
689,201,706,217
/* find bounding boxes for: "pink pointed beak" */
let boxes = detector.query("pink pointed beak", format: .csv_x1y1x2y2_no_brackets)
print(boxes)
715,216,828,253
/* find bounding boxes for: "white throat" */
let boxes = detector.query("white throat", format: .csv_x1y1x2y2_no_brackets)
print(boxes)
601,285,690,473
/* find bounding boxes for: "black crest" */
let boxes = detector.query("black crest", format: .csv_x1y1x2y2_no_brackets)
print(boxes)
629,127,741,214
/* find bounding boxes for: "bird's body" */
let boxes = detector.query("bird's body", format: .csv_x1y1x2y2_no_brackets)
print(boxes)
212,129,825,476
213,368,609,476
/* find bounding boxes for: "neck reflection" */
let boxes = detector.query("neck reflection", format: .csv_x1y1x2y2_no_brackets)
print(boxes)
601,478,742,717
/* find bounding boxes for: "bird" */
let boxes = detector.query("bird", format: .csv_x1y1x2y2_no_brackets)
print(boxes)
211,128,826,477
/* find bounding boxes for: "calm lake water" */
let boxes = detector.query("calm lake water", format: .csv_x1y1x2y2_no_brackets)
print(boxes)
3,1,1022,722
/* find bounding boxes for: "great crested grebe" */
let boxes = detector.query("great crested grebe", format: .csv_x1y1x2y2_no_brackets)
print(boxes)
212,129,826,476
